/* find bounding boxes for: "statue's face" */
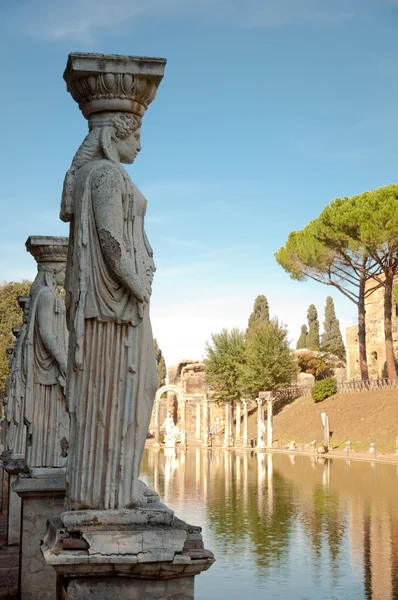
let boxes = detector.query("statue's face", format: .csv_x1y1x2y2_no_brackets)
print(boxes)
55,266,66,286
116,128,141,164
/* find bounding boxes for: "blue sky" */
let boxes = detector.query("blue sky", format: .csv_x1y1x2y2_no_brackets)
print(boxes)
1,0,398,366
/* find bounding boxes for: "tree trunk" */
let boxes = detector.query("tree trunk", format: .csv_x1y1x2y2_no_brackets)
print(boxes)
384,271,397,380
358,273,369,381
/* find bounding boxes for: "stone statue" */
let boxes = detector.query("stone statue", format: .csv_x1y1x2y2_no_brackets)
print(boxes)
257,418,266,449
162,411,179,447
5,297,30,457
25,236,69,469
5,339,18,453
60,54,166,510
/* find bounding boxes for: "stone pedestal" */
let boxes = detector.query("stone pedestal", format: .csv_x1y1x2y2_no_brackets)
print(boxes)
14,470,66,600
7,473,22,545
3,454,27,545
42,506,215,600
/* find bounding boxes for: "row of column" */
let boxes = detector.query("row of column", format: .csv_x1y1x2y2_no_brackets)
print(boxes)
152,393,275,449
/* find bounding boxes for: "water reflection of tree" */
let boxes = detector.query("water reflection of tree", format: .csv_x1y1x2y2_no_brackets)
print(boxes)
206,461,297,570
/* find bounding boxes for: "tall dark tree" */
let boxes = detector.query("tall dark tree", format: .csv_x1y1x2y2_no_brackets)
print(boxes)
321,296,345,359
296,324,308,350
0,280,31,397
306,304,320,351
247,295,269,335
153,338,166,388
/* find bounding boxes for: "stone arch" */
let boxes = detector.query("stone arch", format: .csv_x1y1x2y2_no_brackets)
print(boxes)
155,384,185,403
155,385,186,425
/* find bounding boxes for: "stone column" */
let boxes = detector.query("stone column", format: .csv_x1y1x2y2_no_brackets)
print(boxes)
259,391,274,448
153,398,161,448
179,399,187,447
242,400,249,448
196,400,202,443
235,402,241,443
223,403,233,447
43,53,214,599
257,397,264,421
267,399,273,447
256,398,265,449
202,398,210,447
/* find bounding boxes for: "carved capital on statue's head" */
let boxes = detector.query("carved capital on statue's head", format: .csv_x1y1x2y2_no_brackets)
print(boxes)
26,236,69,265
17,295,30,310
64,53,167,119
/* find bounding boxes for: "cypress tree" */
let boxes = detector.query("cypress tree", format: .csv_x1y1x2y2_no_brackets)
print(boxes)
247,295,269,336
296,324,308,349
322,296,346,359
306,304,320,351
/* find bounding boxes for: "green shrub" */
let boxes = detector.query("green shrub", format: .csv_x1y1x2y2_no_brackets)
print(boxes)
311,377,337,402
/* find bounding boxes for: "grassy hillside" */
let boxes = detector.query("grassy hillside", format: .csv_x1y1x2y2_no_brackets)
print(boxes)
247,389,398,453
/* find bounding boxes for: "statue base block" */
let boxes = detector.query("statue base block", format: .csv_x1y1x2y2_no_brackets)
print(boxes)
14,471,66,600
42,506,215,600
2,453,28,546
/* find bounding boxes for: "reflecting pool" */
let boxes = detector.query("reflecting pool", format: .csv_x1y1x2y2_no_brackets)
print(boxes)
141,448,398,600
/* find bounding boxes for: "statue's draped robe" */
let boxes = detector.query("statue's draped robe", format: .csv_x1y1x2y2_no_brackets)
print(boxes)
25,288,69,467
10,330,28,456
65,160,158,510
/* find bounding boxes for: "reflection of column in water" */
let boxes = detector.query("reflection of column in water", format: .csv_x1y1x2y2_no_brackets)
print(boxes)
202,449,209,501
322,459,330,489
257,452,265,514
288,454,296,465
153,447,160,495
195,448,201,490
348,497,365,581
243,452,248,510
310,455,317,470
164,448,179,506
236,453,241,490
267,453,273,516
178,448,186,506
224,449,232,499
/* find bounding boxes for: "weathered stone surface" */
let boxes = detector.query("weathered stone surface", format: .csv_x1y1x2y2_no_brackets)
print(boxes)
25,236,69,470
66,576,195,600
19,491,65,600
7,474,21,546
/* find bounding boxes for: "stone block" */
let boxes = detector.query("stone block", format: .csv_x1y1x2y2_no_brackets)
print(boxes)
67,576,195,600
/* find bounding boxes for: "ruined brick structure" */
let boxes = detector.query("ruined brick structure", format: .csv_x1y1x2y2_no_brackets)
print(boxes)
346,278,398,379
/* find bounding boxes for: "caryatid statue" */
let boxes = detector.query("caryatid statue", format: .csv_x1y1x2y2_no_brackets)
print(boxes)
61,53,166,510
25,236,69,470
5,297,30,457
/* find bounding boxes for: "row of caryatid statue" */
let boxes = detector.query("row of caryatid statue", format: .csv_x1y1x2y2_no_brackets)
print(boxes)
2,52,214,600
4,237,69,473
